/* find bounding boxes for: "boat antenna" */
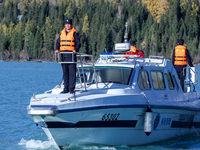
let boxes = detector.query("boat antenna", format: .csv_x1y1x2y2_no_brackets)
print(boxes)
124,22,128,43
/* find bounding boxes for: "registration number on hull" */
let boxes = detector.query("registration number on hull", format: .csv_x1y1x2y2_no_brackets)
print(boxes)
102,113,120,121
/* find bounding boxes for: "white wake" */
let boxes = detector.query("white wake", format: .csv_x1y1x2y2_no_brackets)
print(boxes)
18,138,57,149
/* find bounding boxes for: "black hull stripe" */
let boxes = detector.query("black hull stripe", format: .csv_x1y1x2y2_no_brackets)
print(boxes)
171,121,200,128
193,122,200,128
45,120,137,128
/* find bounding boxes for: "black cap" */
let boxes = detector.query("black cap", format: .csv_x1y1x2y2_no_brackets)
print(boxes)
178,39,184,45
65,19,72,25
130,40,135,45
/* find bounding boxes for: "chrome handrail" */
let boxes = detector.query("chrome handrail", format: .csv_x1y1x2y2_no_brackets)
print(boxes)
79,53,87,91
56,52,75,63
55,52,98,91
183,67,197,92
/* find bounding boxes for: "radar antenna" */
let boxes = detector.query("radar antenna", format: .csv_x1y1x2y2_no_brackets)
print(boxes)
124,22,128,43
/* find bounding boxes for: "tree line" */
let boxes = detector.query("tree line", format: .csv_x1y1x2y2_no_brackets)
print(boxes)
0,0,200,62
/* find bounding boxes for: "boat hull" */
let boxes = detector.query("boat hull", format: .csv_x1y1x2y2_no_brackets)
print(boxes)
31,107,200,147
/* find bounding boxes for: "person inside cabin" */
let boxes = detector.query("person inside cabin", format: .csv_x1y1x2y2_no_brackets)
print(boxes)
172,39,193,92
129,40,144,58
55,19,81,94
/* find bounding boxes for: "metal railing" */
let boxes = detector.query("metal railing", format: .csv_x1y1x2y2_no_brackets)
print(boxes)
184,67,197,92
96,54,166,66
55,52,98,91
148,56,165,64
96,54,141,64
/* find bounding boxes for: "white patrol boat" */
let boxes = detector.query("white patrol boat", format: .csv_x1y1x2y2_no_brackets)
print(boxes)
27,24,200,150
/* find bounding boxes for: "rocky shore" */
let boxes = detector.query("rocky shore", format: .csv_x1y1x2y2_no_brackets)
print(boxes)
0,50,55,62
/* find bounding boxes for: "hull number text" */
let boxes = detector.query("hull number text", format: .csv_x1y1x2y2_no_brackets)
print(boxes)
102,113,120,121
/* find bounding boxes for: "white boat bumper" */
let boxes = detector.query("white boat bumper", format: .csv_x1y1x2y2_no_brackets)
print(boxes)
27,105,59,115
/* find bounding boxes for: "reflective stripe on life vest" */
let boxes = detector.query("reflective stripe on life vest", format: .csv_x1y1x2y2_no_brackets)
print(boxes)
60,27,76,51
174,45,187,65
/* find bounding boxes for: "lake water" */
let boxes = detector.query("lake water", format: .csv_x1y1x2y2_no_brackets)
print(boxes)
1,61,200,150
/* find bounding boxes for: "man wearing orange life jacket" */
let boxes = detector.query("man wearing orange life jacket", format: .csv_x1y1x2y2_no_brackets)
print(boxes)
55,19,81,94
129,40,144,58
172,39,193,91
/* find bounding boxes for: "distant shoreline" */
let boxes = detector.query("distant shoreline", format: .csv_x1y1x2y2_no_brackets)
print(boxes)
1,59,200,66
0,59,55,63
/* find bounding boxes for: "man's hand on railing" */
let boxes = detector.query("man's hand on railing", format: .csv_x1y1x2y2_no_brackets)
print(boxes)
73,50,76,54
55,50,59,54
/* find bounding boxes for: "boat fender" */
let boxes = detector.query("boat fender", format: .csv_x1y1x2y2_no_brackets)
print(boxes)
144,107,153,136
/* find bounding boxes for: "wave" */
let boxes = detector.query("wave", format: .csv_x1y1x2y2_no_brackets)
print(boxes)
62,144,131,150
18,138,57,149
18,139,126,150
82,146,117,150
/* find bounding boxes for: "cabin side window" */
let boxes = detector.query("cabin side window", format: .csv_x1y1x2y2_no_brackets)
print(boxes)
167,72,175,89
151,71,165,89
138,71,151,89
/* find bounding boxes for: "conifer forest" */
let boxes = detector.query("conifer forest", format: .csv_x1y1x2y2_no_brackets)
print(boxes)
0,0,200,62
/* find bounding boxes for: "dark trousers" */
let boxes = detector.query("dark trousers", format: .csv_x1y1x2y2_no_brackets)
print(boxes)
174,65,186,91
61,52,77,92
61,63,76,92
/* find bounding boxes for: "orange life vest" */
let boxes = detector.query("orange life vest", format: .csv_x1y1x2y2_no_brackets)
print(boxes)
174,45,187,65
60,27,76,51
130,46,137,52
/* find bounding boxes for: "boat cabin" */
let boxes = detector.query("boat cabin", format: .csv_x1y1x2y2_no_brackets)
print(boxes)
53,52,197,95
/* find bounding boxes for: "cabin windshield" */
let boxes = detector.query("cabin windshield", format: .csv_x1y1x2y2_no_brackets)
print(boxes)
77,66,133,85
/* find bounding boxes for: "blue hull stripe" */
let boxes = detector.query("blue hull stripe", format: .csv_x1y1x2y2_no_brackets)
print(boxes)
45,120,137,128
171,121,200,128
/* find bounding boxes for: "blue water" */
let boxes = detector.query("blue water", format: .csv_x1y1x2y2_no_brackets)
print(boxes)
1,61,200,150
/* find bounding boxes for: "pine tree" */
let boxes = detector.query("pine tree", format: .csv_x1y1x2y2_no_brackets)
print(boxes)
2,24,9,52
191,36,198,58
64,1,72,19
32,0,38,22
43,17,54,60
0,24,3,55
16,21,24,59
82,14,89,38
33,26,43,59
13,1,18,24
10,29,17,55
24,19,32,59
8,22,14,40
20,1,29,22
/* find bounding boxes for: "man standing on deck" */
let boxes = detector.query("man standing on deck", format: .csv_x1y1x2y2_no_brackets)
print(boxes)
55,19,81,94
172,39,193,92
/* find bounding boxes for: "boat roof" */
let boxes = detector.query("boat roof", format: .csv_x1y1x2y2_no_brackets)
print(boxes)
78,55,170,69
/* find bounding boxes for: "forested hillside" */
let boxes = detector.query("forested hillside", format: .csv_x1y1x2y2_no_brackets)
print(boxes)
0,0,200,62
